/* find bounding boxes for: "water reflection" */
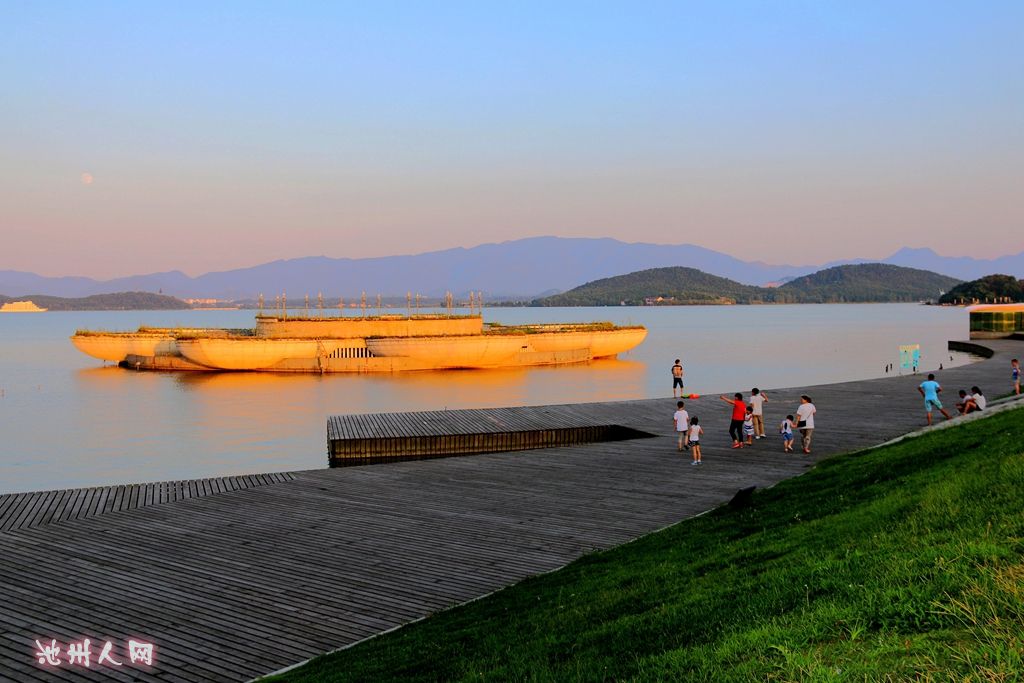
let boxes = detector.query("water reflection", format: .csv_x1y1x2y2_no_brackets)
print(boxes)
167,356,647,410
1,304,977,493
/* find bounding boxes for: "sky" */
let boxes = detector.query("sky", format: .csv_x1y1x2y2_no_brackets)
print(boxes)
2,1,1022,279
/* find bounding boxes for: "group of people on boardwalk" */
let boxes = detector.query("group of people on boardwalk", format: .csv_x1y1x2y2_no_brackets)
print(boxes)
671,372,817,464
671,356,1020,465
919,357,1020,424
713,390,815,454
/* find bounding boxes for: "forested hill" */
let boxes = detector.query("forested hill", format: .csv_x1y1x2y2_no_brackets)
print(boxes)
532,267,767,306
775,264,961,303
531,264,961,306
937,274,1024,304
0,291,191,311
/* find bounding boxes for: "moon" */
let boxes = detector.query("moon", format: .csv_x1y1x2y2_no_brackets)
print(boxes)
80,172,94,185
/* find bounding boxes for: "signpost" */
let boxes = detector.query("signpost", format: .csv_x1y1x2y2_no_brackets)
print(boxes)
899,344,921,374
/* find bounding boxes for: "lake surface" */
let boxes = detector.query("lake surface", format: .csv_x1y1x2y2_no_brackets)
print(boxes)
0,304,975,494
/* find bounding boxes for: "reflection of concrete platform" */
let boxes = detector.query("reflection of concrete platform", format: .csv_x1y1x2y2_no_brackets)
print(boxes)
1,338,1021,682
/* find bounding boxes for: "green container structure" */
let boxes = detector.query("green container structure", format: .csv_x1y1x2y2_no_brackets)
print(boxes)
969,307,1024,337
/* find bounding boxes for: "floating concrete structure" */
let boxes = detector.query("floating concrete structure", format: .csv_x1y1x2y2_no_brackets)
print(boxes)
70,314,648,373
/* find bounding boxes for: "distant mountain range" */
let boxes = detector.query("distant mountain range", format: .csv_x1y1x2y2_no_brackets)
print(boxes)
1,238,1020,300
534,264,961,306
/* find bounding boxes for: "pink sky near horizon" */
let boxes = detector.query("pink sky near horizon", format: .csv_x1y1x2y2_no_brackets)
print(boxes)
3,3,1022,279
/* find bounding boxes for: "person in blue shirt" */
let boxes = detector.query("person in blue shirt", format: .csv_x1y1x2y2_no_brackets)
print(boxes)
918,373,952,425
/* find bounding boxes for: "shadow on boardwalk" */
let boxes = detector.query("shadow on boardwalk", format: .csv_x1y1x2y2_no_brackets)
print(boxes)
1,338,1021,682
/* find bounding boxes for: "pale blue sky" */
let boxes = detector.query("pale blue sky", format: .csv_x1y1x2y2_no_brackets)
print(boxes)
2,1,1022,277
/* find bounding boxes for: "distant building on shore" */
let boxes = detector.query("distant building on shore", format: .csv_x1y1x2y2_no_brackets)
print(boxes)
0,300,47,312
184,298,239,309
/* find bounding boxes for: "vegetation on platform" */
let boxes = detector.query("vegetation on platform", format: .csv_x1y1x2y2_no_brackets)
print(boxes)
484,321,640,334
268,405,1024,682
939,274,1024,305
533,263,961,306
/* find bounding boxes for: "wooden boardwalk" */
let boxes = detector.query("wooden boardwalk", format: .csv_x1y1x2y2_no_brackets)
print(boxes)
1,338,1021,682
0,473,295,533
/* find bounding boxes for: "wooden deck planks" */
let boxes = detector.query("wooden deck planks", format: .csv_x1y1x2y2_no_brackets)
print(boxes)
0,473,297,533
1,338,1021,682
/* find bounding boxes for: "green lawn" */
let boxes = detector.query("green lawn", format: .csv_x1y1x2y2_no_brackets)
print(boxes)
268,407,1024,682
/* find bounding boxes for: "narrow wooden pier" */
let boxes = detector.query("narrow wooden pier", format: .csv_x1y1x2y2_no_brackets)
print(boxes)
327,405,653,464
0,338,1021,682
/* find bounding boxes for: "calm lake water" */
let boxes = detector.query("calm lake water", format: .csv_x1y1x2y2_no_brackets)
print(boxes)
0,304,974,494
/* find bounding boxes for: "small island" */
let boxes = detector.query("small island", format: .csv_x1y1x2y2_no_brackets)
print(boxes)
531,263,962,306
0,291,191,311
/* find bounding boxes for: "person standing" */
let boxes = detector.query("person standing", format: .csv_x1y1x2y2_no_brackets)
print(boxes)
918,373,952,425
671,359,685,398
673,400,690,452
1012,359,1020,395
743,405,755,446
780,414,795,453
720,393,746,448
795,395,816,454
750,388,769,438
687,416,703,465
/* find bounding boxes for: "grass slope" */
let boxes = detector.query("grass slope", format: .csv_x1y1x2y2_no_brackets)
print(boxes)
270,407,1024,682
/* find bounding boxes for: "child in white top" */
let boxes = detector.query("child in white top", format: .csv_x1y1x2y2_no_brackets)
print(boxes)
743,405,755,445
688,416,703,464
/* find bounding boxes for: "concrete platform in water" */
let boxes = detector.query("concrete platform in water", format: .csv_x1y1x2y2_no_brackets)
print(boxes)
70,314,647,372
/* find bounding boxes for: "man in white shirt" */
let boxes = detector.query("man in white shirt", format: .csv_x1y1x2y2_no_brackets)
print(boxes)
750,388,769,438
795,395,816,454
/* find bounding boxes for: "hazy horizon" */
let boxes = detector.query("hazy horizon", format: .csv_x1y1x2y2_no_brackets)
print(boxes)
4,2,1022,279
2,235,1022,282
